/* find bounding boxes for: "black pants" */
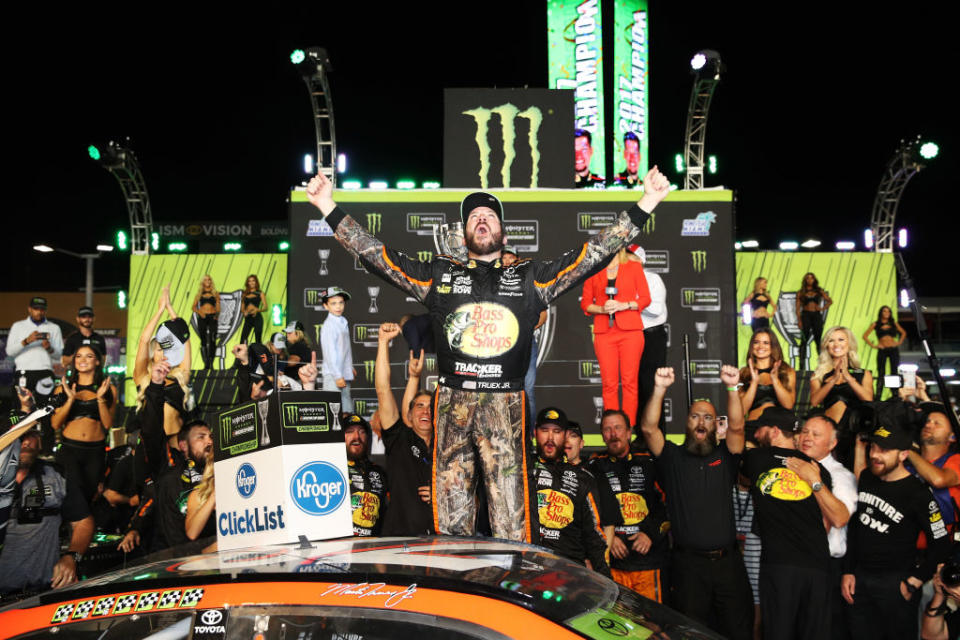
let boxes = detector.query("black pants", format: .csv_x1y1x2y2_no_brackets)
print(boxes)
847,570,919,640
799,310,824,370
876,347,900,396
240,312,263,344
637,325,668,431
195,314,218,369
828,557,850,640
670,547,754,640
57,436,107,506
751,316,770,332
759,562,831,640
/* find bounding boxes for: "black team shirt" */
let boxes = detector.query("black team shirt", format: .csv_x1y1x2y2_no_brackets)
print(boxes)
843,471,950,582
381,418,434,536
655,440,740,551
742,446,832,570
348,458,388,537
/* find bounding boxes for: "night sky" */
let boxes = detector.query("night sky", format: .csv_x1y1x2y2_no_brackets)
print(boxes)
6,5,956,296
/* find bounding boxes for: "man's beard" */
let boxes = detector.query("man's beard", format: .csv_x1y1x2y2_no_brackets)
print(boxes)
465,228,504,256
537,443,562,463
684,427,717,456
346,441,365,462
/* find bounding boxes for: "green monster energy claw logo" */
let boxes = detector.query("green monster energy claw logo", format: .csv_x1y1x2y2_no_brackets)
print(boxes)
220,415,231,442
306,289,320,306
410,215,421,230
580,213,591,230
581,361,594,377
691,250,707,273
426,356,437,371
684,289,695,305
463,103,543,188
366,213,382,234
285,405,298,423
643,213,656,235
363,360,376,382
356,326,368,341
417,250,433,262
690,361,696,375
354,400,367,415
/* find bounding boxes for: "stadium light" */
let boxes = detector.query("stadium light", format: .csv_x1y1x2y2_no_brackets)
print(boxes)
741,240,759,249
33,244,54,253
342,180,362,190
734,242,742,250
96,244,114,252
898,228,908,248
224,242,242,251
801,239,821,249
290,49,306,64
708,155,717,174
835,241,856,251
900,288,910,308
864,229,874,249
303,153,314,174
690,53,706,70
396,180,416,189
151,232,159,252
168,242,187,252
368,181,388,190
674,153,685,174
422,181,441,189
116,230,128,251
779,241,799,251
337,153,347,173
919,142,939,160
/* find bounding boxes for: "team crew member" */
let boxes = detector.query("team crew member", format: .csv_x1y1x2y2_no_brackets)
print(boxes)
375,323,434,536
343,413,388,537
155,420,215,550
306,167,670,541
588,409,670,601
61,306,108,367
531,407,609,576
639,366,753,640
843,424,951,639
742,407,849,640
905,401,960,534
564,420,587,466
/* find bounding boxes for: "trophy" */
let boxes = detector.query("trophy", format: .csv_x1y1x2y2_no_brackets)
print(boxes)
318,249,330,276
367,286,380,314
604,286,619,327
437,221,467,261
593,397,604,424
257,399,271,447
695,322,708,349
330,402,342,431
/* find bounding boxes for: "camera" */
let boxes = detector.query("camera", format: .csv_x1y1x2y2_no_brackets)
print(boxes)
17,493,46,525
847,397,925,439
941,558,960,589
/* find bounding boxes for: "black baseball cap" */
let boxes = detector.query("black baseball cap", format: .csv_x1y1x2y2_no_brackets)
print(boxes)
868,424,915,450
566,420,584,438
77,306,94,317
536,407,569,430
460,192,503,225
29,296,47,309
343,413,371,433
745,406,800,441
502,245,518,257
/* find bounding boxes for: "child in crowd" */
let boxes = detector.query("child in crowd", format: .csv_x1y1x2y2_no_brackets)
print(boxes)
320,286,355,412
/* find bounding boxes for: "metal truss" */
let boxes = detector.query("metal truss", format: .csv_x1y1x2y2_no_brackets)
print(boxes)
96,141,154,255
870,136,928,253
298,47,337,184
683,52,722,190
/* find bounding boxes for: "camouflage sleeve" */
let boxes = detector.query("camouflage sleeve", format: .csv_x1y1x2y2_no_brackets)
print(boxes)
326,207,434,303
532,204,649,306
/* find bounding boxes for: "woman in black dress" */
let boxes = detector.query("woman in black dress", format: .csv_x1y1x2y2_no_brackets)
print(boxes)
239,274,266,344
795,272,832,369
862,305,907,396
743,276,776,332
191,275,220,369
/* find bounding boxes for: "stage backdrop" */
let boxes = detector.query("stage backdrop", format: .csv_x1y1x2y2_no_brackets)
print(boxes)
124,254,288,404
735,252,897,382
290,189,735,445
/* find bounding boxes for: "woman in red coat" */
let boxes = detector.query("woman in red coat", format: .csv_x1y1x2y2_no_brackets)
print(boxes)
581,248,652,425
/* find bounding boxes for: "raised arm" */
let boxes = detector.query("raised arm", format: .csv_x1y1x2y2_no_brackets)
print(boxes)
134,287,170,382
375,323,401,429
306,173,434,302
402,349,425,428
640,368,672,456
906,450,960,489
720,365,745,454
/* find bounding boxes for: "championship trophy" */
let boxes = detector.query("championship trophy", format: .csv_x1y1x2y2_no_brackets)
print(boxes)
330,402,342,431
367,286,380,314
695,322,708,349
257,398,271,447
318,249,330,276
437,221,468,261
593,397,604,424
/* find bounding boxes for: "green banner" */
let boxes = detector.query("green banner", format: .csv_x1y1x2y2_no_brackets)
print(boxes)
547,0,606,179
612,0,649,183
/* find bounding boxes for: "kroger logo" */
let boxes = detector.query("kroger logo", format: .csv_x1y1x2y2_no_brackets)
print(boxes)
236,463,257,498
290,461,347,516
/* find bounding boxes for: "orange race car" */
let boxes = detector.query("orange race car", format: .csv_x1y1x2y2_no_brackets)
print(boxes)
0,536,722,639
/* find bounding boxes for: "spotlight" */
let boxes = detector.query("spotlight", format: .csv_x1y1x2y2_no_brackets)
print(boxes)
674,153,685,173
708,155,718,174
919,142,939,160
734,242,742,250
290,49,306,65
151,232,159,252
33,245,54,253
168,242,187,252
368,181,388,190
342,180,362,190
741,240,759,249
801,239,821,249
278,241,290,251
337,153,347,173
690,53,706,70
864,229,874,249
396,180,416,189
422,181,441,189
835,241,855,251
117,290,127,309
96,245,114,252
690,49,722,79
900,289,910,308
224,242,242,252
116,230,128,251
87,145,101,161
779,241,799,251
898,228,908,248
940,368,956,377
303,154,314,174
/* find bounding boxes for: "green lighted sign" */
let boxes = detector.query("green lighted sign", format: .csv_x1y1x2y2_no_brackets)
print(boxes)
547,0,606,179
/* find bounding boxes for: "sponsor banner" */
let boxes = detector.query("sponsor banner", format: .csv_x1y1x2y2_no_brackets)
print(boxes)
577,359,602,383
690,249,708,273
307,219,334,237
643,249,669,273
503,220,539,253
353,323,380,347
681,212,717,237
281,401,333,433
304,287,327,309
680,287,721,311
689,359,722,385
214,448,288,551
577,211,617,234
281,443,353,541
156,222,290,239
406,212,446,235
548,0,606,179
217,403,259,457
351,398,379,420
612,0,649,181
444,303,519,358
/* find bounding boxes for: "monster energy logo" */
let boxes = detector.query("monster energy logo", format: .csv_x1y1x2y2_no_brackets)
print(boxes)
684,289,695,305
680,288,721,311
363,360,376,383
366,213,382,234
577,212,617,234
354,400,367,416
417,250,433,262
642,213,656,235
220,415,231,442
578,360,601,380
284,404,299,423
356,326,368,341
410,214,421,230
463,103,544,188
425,356,437,371
691,250,707,273
304,288,325,307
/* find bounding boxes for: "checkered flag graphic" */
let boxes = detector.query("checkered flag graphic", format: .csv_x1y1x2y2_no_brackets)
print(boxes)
93,597,115,617
178,587,205,608
50,604,74,624
72,600,96,619
157,590,182,609
112,594,138,614
134,591,161,612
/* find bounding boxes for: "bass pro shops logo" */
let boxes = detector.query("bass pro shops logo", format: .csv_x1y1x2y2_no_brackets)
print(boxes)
691,250,707,273
463,103,544,188
365,213,382,234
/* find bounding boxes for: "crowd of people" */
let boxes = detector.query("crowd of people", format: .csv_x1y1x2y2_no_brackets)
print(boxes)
1,174,959,640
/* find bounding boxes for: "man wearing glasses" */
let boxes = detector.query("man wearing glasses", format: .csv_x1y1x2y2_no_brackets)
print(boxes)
638,365,754,640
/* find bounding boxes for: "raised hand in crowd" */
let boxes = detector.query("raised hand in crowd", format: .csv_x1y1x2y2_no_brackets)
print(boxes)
409,349,425,378
654,367,675,390
298,352,318,390
637,166,671,211
306,172,336,215
151,359,171,385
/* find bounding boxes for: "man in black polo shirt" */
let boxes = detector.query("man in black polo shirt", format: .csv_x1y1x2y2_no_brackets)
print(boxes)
843,423,951,639
61,306,108,367
343,413,388,537
743,406,850,640
375,323,434,536
639,365,752,640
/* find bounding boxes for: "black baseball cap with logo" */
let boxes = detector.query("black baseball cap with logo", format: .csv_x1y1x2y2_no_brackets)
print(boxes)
343,412,371,434
29,296,47,309
566,420,584,438
745,406,800,441
536,407,570,430
77,306,94,317
461,192,504,225
868,423,915,450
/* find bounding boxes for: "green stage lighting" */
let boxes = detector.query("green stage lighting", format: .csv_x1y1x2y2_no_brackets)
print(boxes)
272,304,283,325
674,154,685,173
278,241,290,251
87,145,101,161
920,142,939,160
116,230,128,251
151,232,159,252
224,242,242,251
117,290,127,309
168,242,187,252
290,49,305,64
